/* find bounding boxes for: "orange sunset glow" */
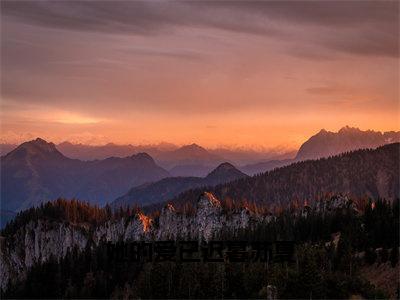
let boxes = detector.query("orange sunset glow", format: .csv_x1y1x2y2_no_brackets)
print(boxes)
1,3,400,298
1,1,399,149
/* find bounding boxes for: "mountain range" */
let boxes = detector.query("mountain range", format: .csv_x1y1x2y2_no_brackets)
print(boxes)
112,162,247,208
155,143,225,176
1,126,399,215
162,143,400,211
55,142,295,167
240,126,400,175
295,126,400,161
1,138,170,212
2,127,398,176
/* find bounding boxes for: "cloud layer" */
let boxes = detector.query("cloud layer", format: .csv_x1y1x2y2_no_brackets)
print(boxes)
1,1,399,147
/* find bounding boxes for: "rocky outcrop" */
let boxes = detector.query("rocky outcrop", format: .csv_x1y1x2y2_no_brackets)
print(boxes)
299,195,358,217
95,192,264,242
0,192,361,290
155,192,273,241
0,192,269,290
0,221,89,290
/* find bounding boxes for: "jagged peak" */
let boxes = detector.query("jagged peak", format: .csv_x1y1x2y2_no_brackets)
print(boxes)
315,126,365,136
318,128,328,134
307,129,332,140
338,126,361,134
29,138,57,150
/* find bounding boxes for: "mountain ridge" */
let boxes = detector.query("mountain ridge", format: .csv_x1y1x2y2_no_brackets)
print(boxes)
240,126,400,175
2,126,399,212
157,143,399,212
112,162,248,208
1,138,170,212
295,126,400,161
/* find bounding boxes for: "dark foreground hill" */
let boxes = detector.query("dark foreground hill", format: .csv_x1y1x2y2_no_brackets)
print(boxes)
164,143,399,210
1,195,398,299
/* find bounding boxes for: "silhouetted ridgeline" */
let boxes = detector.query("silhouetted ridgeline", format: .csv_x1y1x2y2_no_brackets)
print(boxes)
295,126,400,161
1,138,170,212
163,143,399,211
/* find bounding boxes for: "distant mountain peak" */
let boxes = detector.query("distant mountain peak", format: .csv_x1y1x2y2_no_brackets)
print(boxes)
28,138,58,151
5,138,64,161
34,137,48,143
189,143,202,147
131,152,155,163
318,128,328,134
163,143,222,165
212,162,236,171
179,143,206,152
58,141,74,146
205,162,247,182
24,137,55,149
296,127,400,161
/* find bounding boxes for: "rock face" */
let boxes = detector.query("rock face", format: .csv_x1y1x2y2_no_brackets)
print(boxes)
0,192,267,290
157,192,249,240
299,195,358,217
0,192,358,290
0,221,89,290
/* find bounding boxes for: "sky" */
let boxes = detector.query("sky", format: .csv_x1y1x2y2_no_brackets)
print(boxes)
1,1,399,149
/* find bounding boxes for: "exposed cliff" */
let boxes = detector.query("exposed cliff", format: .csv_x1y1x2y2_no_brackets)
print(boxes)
0,221,89,290
0,192,270,290
0,192,360,291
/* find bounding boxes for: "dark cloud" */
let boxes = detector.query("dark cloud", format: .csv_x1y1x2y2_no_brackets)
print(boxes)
1,1,176,35
3,1,397,31
0,1,279,36
322,27,399,58
2,1,398,57
0,0,398,120
196,1,398,28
